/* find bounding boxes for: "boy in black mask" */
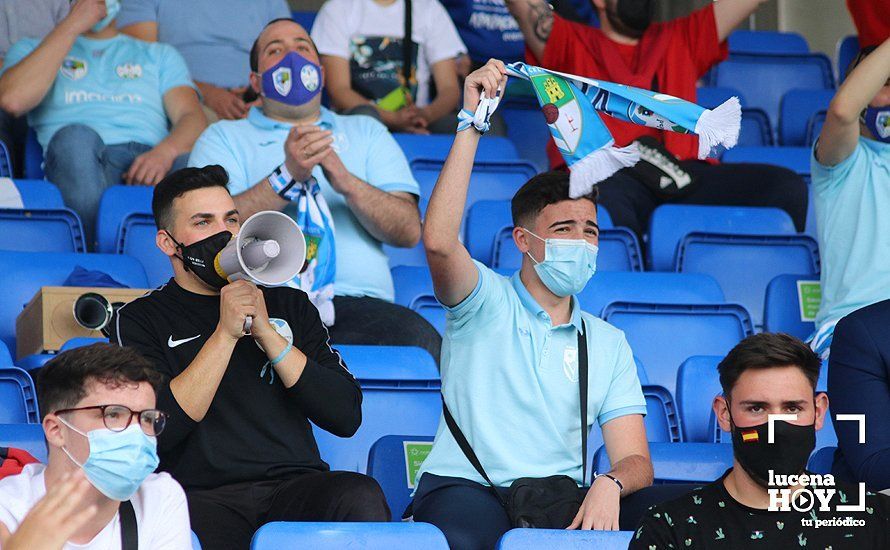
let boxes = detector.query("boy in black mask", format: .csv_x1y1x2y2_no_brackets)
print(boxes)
631,333,890,549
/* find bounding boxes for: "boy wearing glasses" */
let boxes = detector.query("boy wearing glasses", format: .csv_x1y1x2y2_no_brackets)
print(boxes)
0,343,192,549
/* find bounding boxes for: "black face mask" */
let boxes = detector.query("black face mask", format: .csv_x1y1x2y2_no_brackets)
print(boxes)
165,230,232,289
607,0,655,38
729,410,816,488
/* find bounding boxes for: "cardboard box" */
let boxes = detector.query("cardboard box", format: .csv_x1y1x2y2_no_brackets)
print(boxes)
16,287,149,359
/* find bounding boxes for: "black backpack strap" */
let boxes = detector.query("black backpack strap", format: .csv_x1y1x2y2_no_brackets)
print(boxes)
402,0,413,88
579,320,588,486
441,396,506,506
119,500,138,550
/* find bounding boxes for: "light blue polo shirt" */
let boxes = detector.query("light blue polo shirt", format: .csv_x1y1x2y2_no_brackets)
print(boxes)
3,34,194,150
417,262,647,488
812,138,890,332
188,106,419,301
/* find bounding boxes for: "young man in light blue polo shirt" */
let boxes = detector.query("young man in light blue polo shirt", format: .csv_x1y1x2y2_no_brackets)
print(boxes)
809,38,890,359
415,60,653,549
0,0,207,246
187,18,441,360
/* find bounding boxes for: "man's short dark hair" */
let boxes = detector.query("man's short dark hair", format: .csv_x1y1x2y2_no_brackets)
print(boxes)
717,333,822,398
36,343,164,419
249,17,318,73
152,165,231,230
510,171,599,228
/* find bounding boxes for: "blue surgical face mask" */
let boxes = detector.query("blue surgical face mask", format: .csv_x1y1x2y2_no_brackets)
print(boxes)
91,0,121,33
260,51,322,107
59,418,159,501
861,106,890,144
524,229,598,297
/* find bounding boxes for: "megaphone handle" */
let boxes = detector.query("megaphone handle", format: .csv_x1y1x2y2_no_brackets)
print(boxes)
243,315,253,336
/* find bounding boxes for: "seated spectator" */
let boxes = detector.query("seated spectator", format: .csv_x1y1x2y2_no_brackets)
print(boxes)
414,60,652,549
506,0,808,238
631,333,890,549
117,0,290,121
188,18,442,360
312,0,465,134
0,0,207,245
111,166,390,550
0,0,69,177
828,299,890,492
0,343,193,549
809,39,890,359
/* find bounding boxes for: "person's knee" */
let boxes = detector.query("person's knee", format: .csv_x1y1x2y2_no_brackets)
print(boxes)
330,473,391,521
45,124,103,167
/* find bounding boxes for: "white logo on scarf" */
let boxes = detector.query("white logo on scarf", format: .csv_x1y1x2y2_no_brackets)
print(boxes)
300,64,320,92
563,346,578,382
273,67,292,96
115,63,142,79
60,57,88,80
255,318,294,353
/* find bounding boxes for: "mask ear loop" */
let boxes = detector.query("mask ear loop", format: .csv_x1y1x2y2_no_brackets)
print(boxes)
163,230,189,271
522,228,545,265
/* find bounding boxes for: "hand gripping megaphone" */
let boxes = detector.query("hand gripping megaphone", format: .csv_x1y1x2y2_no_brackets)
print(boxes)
214,211,306,334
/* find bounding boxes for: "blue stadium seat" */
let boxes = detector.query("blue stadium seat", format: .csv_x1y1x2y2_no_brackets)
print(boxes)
117,213,172,288
497,529,633,550
779,89,834,146
806,111,827,147
807,446,836,475
577,272,724,317
391,266,436,310
384,243,427,268
647,204,796,271
0,251,148,357
602,302,754,396
711,53,834,134
394,134,518,164
290,10,316,32
61,337,108,351
312,346,440,473
676,233,820,328
721,145,812,176
251,522,449,550
763,274,819,340
4,179,64,208
411,295,445,334
696,86,745,109
492,227,642,272
0,423,46,462
0,141,11,177
594,442,734,484
0,208,85,253
96,185,153,253
643,385,681,442
0,366,39,423
676,356,723,443
367,435,435,519
738,108,774,147
728,30,809,54
837,35,859,82
24,128,44,180
500,95,551,172
464,200,613,266
410,159,537,214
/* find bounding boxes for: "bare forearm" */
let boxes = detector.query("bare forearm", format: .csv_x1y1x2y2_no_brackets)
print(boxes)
233,179,289,219
424,129,478,253
607,454,654,496
169,331,237,422
338,175,421,247
714,0,770,42
505,0,552,61
158,110,207,157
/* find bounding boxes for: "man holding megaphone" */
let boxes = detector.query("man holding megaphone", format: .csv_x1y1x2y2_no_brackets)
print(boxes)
111,166,390,550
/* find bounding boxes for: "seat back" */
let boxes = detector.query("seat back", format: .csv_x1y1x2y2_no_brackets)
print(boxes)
367,435,435,519
738,108,774,147
0,251,148,356
779,89,834,146
394,133,518,163
648,204,796,271
593,442,734,484
0,141,10,177
24,128,44,180
1,179,64,208
643,385,681,442
500,96,551,172
577,272,725,317
410,159,537,214
602,302,754,396
0,208,85,253
0,366,39,423
836,35,859,82
676,233,820,328
493,227,642,272
728,30,809,54
497,529,633,550
250,522,449,550
712,53,834,133
806,111,827,147
763,274,820,340
676,356,723,442
721,145,812,176
0,423,46,462
117,213,173,288
96,185,153,253
391,266,435,309
312,346,441,473
696,86,745,109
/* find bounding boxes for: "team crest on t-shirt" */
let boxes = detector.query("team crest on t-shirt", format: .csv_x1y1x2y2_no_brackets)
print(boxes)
60,57,88,80
116,63,143,79
563,346,579,382
273,67,292,96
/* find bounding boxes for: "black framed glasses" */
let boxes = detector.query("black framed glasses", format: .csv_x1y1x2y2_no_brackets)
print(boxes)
54,405,167,437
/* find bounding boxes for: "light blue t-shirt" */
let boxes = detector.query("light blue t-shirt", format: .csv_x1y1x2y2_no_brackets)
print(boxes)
3,34,194,150
812,137,890,331
417,263,647,488
116,0,290,89
188,107,419,301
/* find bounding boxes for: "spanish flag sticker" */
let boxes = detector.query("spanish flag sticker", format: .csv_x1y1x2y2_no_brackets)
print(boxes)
741,429,759,443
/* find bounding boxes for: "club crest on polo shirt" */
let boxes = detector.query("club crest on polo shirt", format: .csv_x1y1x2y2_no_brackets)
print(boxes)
563,346,579,382
273,67,292,96
300,64,320,92
61,57,88,80
116,63,143,79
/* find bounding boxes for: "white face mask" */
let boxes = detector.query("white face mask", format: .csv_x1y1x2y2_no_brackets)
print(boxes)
524,229,598,297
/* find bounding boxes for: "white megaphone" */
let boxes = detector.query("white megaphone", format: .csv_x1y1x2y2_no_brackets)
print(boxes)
214,210,306,334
